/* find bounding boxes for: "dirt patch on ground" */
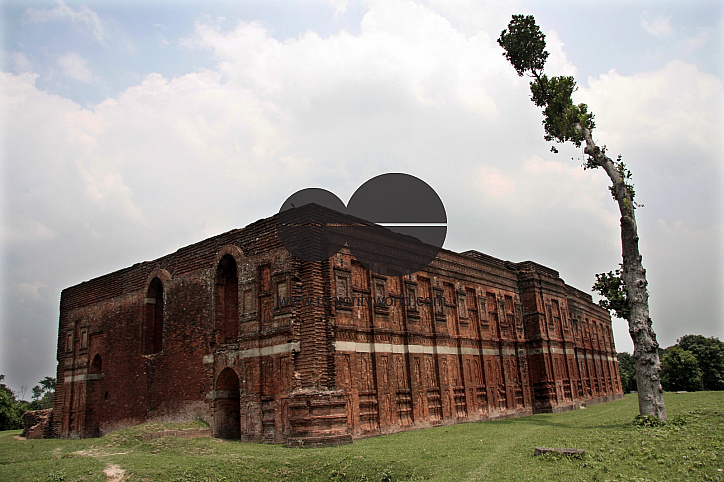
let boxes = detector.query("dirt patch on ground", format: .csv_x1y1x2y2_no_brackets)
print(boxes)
103,464,126,482
73,449,130,480
74,448,132,457
74,448,103,457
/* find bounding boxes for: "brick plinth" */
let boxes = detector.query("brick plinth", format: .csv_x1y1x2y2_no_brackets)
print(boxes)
286,390,352,447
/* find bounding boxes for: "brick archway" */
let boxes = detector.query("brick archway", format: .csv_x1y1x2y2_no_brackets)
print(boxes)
143,278,164,354
213,367,241,440
142,268,171,355
215,255,239,344
86,354,104,437
90,353,102,374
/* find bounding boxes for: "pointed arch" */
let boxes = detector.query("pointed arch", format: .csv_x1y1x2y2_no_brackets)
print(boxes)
144,277,164,354
86,353,105,436
90,354,103,375
215,254,239,344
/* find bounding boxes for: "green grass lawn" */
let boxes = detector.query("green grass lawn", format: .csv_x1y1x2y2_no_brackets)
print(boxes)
1,392,722,481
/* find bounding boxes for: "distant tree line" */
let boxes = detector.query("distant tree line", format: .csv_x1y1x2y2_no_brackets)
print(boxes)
0,375,55,431
618,335,724,393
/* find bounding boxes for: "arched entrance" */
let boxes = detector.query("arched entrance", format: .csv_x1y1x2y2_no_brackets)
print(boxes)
213,367,241,439
144,277,164,354
86,353,104,437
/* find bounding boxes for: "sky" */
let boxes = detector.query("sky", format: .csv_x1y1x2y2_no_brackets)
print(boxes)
1,0,722,397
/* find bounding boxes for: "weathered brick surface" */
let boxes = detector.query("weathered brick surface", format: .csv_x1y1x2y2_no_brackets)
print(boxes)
22,408,53,439
53,211,622,444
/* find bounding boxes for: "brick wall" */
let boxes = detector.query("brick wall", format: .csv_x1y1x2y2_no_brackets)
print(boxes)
53,212,622,443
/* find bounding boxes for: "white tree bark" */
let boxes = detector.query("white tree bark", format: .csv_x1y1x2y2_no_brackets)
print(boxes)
579,126,668,420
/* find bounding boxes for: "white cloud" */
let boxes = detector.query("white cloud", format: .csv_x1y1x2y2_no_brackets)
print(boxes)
2,219,55,244
643,219,724,345
477,165,516,198
10,52,33,74
322,0,351,19
25,0,105,43
684,29,711,51
541,30,577,77
641,11,674,37
57,52,94,82
181,0,513,130
425,0,522,37
522,157,614,219
2,0,722,388
579,60,722,172
15,282,46,302
471,155,619,252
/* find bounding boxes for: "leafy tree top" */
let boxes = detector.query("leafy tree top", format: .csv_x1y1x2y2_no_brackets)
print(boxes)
497,14,548,77
497,14,594,150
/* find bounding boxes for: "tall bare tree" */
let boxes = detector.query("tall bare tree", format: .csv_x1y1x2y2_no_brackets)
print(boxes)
498,14,667,420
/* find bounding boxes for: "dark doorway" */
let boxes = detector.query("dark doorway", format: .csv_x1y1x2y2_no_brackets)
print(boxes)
144,278,164,354
213,367,241,439
215,255,239,344
87,354,104,437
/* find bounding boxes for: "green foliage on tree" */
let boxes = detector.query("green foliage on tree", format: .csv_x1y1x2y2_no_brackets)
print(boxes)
0,375,24,430
593,267,630,320
30,376,56,410
661,347,703,392
655,336,724,392
0,374,58,430
32,376,55,398
617,352,638,394
676,335,724,391
498,15,548,77
497,15,594,150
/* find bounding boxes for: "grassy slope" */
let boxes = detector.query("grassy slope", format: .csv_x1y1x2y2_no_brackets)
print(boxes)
1,392,722,481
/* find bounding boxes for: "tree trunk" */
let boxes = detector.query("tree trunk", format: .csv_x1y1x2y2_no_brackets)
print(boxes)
580,126,668,420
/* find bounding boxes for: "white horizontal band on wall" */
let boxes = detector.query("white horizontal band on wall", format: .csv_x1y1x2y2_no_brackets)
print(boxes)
334,341,614,362
64,373,104,383
334,341,524,357
204,341,302,364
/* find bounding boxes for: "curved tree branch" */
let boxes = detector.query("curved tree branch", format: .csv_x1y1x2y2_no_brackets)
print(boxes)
499,14,667,420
